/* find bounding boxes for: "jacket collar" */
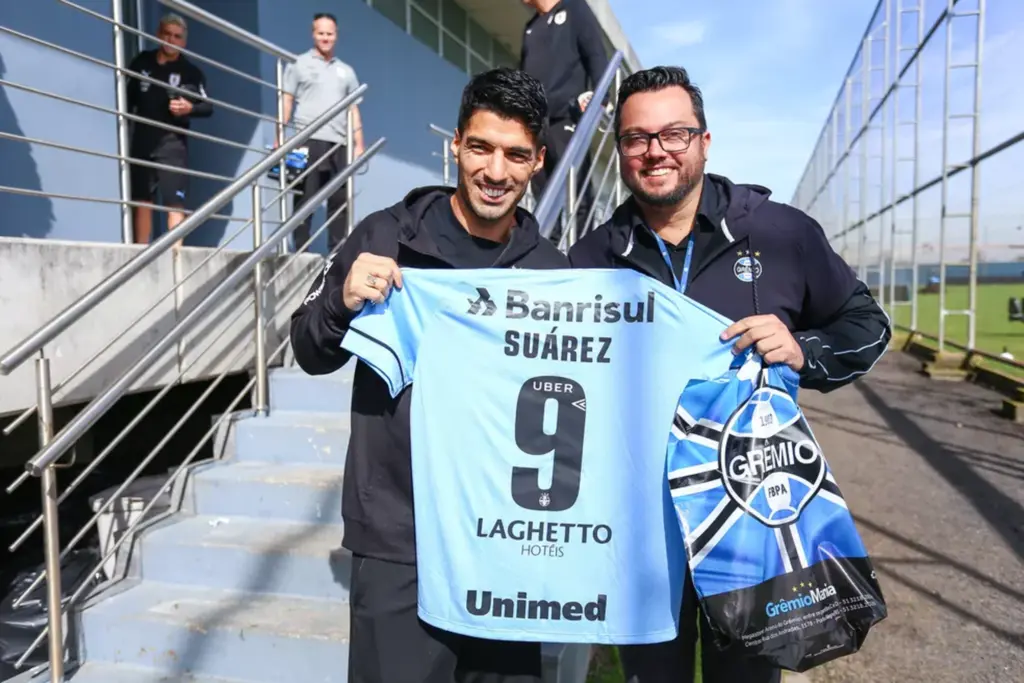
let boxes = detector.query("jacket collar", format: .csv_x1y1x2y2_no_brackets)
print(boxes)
389,186,542,267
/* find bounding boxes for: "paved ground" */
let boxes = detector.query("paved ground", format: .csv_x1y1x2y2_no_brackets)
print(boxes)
800,352,1024,683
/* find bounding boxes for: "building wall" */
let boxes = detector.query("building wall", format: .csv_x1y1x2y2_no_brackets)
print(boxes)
254,0,477,254
0,0,121,242
0,0,523,251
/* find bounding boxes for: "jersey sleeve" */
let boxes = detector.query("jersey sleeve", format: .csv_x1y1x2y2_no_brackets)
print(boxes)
339,270,438,398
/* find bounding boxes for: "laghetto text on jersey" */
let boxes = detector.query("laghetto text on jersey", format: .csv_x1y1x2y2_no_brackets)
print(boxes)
341,268,736,644
667,353,886,671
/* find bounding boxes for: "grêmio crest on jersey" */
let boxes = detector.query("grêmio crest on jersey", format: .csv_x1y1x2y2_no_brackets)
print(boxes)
717,382,825,528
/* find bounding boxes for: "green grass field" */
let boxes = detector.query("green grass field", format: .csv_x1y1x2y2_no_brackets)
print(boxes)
888,283,1024,372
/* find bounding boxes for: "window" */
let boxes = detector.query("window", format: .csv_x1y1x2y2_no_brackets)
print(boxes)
441,0,467,37
372,0,407,30
367,0,522,75
442,32,467,71
411,5,440,52
468,19,491,60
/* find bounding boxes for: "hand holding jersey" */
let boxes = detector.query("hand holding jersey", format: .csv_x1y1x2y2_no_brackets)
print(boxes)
343,252,403,309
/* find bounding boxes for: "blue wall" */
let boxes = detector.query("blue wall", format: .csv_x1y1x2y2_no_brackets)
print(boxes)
0,0,121,242
0,0,471,249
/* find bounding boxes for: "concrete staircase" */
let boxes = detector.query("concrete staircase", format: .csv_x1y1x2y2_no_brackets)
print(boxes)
61,366,354,682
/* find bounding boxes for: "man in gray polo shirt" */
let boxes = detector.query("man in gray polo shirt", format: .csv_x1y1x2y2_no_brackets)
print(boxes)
282,12,365,252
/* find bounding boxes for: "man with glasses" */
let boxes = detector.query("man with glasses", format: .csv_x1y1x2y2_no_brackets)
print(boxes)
567,66,890,683
282,12,365,253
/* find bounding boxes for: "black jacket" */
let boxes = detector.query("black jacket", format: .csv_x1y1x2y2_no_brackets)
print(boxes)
568,174,891,393
290,187,569,563
520,0,610,122
127,49,212,148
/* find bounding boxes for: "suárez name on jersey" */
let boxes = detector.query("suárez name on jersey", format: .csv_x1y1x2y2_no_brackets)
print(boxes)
482,289,656,365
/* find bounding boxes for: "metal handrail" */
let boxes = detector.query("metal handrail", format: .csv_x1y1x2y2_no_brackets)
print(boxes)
158,0,297,62
0,77,268,155
429,124,456,185
23,137,385,477
57,0,283,92
0,25,278,125
0,130,241,184
535,51,625,239
1,138,343,444
0,83,367,377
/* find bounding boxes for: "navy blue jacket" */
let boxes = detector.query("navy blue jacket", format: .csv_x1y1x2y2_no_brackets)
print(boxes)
568,174,891,393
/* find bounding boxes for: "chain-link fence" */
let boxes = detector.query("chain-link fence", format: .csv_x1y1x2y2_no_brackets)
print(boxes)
791,0,1023,356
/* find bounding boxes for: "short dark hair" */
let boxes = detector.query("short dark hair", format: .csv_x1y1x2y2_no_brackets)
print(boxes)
313,12,337,26
456,68,548,149
615,66,707,133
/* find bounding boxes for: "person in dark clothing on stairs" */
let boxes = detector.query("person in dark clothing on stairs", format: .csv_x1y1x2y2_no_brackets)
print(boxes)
289,68,566,683
520,0,609,241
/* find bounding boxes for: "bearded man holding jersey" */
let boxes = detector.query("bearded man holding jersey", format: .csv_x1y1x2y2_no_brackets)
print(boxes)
568,65,892,683
290,67,565,683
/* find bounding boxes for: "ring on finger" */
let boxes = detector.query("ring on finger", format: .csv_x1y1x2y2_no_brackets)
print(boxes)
366,273,378,287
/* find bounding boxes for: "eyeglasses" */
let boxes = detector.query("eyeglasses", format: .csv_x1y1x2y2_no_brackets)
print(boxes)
616,127,705,158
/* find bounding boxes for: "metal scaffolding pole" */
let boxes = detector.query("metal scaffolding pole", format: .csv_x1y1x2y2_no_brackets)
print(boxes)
858,35,872,281
877,0,891,310
909,2,925,329
841,78,853,261
937,0,984,352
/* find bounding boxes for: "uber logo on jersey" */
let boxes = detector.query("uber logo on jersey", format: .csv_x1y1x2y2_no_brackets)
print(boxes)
718,384,825,527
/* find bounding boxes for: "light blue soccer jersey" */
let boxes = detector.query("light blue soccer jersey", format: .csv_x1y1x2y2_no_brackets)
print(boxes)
340,268,736,644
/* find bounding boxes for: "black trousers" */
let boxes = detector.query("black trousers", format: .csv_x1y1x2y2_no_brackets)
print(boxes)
348,555,543,683
529,117,595,242
293,138,349,253
619,570,782,683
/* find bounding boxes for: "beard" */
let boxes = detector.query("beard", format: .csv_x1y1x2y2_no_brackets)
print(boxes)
623,158,705,207
457,175,524,223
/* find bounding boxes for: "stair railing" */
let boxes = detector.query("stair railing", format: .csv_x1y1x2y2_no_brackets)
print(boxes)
0,67,385,683
533,51,631,251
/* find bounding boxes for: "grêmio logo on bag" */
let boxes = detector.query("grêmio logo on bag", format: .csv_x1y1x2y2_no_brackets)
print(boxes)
718,385,825,527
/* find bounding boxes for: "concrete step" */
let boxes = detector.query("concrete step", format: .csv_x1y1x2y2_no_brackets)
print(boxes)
140,516,350,601
191,461,344,524
69,661,250,682
233,413,349,465
78,582,350,683
269,367,354,414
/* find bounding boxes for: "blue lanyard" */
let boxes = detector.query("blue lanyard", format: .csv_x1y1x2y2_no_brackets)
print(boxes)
650,229,695,294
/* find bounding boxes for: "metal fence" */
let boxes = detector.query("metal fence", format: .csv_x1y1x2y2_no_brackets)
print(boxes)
791,0,1024,353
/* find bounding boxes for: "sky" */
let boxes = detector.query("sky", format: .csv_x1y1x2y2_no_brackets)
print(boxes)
606,0,878,203
606,0,1024,261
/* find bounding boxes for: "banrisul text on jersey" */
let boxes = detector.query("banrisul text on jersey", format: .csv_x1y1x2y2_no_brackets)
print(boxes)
666,352,887,671
340,268,736,645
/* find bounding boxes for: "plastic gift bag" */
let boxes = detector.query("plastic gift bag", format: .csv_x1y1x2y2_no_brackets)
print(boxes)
666,352,886,672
